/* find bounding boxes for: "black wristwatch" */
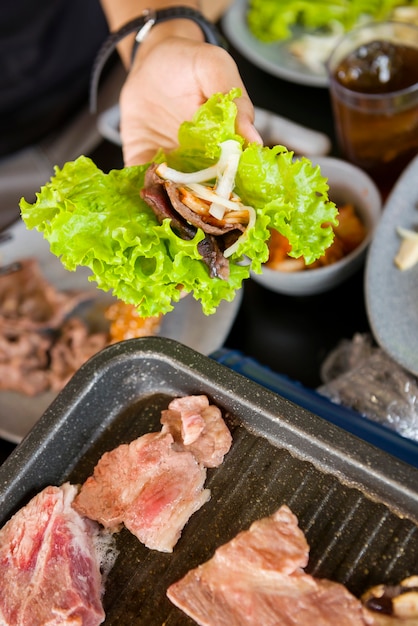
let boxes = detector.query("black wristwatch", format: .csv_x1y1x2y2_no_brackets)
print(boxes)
90,6,224,113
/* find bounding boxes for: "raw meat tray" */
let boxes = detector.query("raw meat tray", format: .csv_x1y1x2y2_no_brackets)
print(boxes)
0,336,418,625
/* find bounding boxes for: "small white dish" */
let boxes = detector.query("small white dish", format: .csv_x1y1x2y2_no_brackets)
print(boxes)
251,157,382,296
253,108,331,156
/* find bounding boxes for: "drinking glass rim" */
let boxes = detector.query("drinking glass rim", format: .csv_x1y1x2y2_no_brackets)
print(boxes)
326,20,418,100
327,71,418,100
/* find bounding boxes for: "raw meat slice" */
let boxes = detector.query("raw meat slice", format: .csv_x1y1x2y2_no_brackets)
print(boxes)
0,483,114,626
161,395,232,468
167,505,372,626
73,431,210,552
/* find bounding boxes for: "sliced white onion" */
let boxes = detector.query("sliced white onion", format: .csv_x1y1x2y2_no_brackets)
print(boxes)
155,140,256,255
223,205,257,259
209,203,226,220
395,227,418,270
186,183,242,212
210,140,242,219
156,140,243,219
156,141,241,185
397,226,418,241
156,162,219,184
214,141,242,197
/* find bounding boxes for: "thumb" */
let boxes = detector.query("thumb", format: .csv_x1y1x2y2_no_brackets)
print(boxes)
234,96,263,145
237,113,263,145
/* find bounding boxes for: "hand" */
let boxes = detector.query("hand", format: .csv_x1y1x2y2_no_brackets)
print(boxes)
119,36,262,165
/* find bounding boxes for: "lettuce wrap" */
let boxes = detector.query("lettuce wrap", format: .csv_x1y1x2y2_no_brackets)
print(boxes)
20,89,337,317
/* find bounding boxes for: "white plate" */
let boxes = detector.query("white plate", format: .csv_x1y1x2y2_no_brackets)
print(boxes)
0,220,241,443
365,155,418,376
221,0,329,87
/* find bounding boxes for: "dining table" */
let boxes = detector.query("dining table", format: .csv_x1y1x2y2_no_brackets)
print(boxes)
220,31,377,388
0,24,387,467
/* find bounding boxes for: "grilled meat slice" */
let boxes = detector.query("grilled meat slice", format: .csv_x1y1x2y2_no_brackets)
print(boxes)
141,164,231,279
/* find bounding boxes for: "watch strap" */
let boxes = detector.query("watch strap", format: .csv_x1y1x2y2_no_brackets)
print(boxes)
90,6,224,113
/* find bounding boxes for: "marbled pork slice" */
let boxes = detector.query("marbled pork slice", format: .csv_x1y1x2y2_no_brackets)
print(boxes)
167,505,372,626
0,483,111,626
73,431,210,552
160,395,232,468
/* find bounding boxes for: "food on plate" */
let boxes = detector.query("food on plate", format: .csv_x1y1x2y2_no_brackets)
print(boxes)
246,0,418,43
48,317,110,391
0,258,163,396
0,257,90,332
394,226,418,270
73,395,232,552
266,202,366,272
0,483,116,626
288,29,345,74
246,0,418,73
0,328,52,396
167,504,371,625
392,4,418,23
0,316,109,396
20,89,337,317
0,258,110,396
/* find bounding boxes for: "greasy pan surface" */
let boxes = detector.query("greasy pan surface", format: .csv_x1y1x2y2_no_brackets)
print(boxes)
0,337,417,624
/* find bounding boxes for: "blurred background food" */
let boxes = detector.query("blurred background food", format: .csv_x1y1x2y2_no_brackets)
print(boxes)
246,0,418,44
0,259,161,397
245,0,418,72
105,301,162,343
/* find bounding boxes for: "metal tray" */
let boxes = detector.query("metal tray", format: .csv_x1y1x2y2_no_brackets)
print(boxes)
1,337,418,625
212,348,418,468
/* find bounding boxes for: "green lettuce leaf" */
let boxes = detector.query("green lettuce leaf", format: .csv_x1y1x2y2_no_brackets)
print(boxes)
20,89,337,317
247,0,418,43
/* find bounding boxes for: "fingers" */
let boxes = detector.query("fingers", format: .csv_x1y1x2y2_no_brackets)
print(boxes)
119,39,262,166
196,45,262,145
235,94,263,146
123,146,159,166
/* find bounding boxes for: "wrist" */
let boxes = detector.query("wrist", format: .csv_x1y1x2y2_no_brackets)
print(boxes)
101,1,202,67
132,18,204,65
90,6,223,112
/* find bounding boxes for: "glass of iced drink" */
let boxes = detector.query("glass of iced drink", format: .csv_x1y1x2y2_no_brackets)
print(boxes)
327,21,418,199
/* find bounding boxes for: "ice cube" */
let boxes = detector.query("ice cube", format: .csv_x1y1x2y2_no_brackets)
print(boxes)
336,41,404,92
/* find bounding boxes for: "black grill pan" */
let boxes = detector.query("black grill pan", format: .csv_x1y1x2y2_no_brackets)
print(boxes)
0,336,417,624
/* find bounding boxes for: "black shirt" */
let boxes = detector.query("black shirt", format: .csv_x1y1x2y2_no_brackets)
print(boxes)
0,0,109,156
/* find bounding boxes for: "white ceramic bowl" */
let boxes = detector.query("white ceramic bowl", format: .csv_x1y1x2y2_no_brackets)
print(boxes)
251,156,382,296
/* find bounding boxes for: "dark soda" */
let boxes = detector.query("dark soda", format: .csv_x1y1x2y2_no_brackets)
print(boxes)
329,37,418,198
